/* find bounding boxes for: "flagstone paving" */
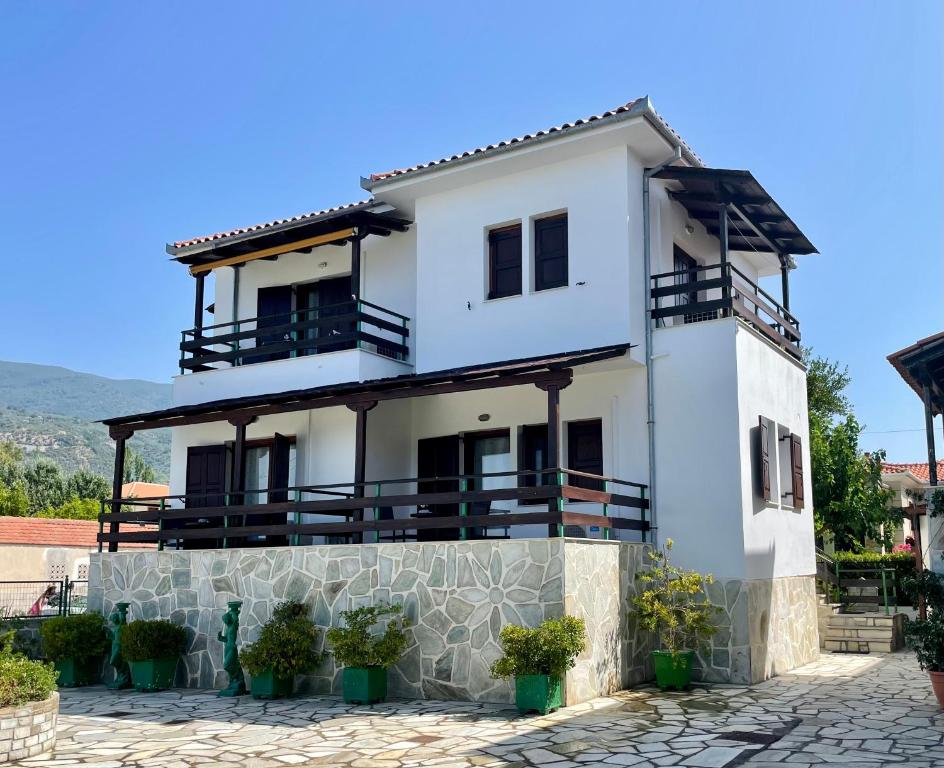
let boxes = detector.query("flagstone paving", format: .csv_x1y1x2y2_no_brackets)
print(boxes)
14,652,944,768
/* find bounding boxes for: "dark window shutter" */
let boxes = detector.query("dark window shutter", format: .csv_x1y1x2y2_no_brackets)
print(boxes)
269,433,292,503
758,416,770,501
535,214,568,291
790,433,805,509
488,225,522,299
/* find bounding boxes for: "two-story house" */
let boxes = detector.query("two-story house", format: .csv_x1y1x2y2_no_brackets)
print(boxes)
89,97,818,701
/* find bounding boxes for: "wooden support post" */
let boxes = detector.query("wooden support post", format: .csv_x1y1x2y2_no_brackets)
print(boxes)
226,415,256,548
193,273,205,334
347,401,377,544
778,254,791,313
924,380,938,486
350,232,362,300
719,206,731,317
108,426,134,553
537,372,573,537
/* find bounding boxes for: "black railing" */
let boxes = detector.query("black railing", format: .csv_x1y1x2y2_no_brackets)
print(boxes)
650,263,800,359
180,299,410,373
0,578,88,620
98,468,649,550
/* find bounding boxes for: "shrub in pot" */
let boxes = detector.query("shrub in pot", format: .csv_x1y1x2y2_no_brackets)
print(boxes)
326,604,408,705
241,601,322,699
40,613,109,687
903,570,944,706
489,616,586,715
629,539,719,690
119,619,187,692
0,631,58,708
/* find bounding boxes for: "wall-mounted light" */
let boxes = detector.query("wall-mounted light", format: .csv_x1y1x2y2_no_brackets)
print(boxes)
478,414,490,422
318,261,328,269
684,223,695,235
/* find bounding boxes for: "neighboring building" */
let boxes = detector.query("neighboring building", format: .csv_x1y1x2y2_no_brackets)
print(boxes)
90,96,818,698
882,460,944,569
121,481,170,511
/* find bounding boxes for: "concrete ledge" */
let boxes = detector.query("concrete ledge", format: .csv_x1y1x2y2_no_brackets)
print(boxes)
0,691,58,762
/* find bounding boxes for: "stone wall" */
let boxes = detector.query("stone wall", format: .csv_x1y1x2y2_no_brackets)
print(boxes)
89,539,649,704
697,574,819,684
0,692,58,762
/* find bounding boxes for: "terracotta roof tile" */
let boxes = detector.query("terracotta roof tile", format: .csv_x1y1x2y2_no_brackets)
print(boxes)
0,516,155,549
881,461,944,483
368,97,699,183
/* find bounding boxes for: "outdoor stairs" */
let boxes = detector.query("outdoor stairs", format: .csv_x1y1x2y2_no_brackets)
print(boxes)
822,611,905,654
817,597,842,649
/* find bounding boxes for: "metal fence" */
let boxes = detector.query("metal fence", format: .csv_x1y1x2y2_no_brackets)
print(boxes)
0,578,88,620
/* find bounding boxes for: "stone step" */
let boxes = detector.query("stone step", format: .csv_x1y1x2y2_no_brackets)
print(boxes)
828,614,897,628
823,611,904,654
824,638,895,654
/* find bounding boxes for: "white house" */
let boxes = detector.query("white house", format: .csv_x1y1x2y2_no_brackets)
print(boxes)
89,97,819,698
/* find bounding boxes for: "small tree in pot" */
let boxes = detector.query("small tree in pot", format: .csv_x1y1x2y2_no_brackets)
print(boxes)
327,604,408,705
120,619,187,691
903,570,944,706
490,616,586,715
629,539,719,690
40,614,108,687
241,601,322,699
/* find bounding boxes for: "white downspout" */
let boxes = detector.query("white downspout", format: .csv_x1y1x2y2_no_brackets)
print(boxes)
642,146,682,547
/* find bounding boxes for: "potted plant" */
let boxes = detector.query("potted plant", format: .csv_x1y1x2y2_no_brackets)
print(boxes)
119,619,187,692
241,601,322,699
629,538,719,690
326,604,408,705
903,570,944,706
40,613,108,687
489,615,586,715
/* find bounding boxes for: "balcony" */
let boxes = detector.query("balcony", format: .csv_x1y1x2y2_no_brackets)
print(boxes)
650,263,800,359
179,299,410,373
97,468,649,550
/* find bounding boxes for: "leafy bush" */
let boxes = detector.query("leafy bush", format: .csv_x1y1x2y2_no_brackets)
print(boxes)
906,614,944,673
326,605,408,669
241,601,322,678
490,616,586,679
0,631,57,707
36,497,100,520
40,614,109,662
834,550,916,604
629,539,719,655
120,620,187,662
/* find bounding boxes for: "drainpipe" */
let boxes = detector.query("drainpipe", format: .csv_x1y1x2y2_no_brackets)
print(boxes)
642,146,682,547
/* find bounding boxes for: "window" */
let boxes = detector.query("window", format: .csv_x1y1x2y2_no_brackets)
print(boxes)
673,245,699,307
488,224,522,299
463,429,513,514
518,423,550,502
566,419,604,490
534,214,568,291
243,435,297,505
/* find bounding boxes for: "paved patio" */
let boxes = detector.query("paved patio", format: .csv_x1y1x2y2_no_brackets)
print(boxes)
15,652,944,768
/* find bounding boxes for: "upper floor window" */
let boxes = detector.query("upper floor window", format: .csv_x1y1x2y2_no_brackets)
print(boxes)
534,213,568,291
488,224,522,299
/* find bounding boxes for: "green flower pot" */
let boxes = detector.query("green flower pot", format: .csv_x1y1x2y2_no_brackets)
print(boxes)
54,657,101,688
515,674,562,715
128,657,178,692
342,667,387,705
652,650,695,691
250,669,294,699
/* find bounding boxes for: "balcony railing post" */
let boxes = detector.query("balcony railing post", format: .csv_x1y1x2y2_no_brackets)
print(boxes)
374,482,381,544
292,489,301,547
98,501,104,553
356,299,363,350
223,493,230,549
640,486,647,543
157,498,165,552
602,480,610,541
459,477,469,541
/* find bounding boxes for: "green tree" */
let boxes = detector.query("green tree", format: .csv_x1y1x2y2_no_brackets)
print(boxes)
66,470,110,501
123,446,156,484
805,351,895,550
0,441,25,489
36,497,100,521
0,485,29,516
22,460,67,514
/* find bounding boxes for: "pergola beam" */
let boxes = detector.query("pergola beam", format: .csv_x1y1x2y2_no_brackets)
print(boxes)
188,227,356,275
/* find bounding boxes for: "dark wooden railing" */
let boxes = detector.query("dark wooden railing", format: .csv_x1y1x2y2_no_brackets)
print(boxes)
98,469,649,550
180,299,410,373
650,263,800,359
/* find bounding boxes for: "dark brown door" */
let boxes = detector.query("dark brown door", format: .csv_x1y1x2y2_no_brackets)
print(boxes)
567,420,604,491
178,445,228,549
417,435,460,541
254,285,294,362
296,277,355,355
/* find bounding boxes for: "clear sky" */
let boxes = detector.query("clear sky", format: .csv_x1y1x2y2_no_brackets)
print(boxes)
1,1,941,460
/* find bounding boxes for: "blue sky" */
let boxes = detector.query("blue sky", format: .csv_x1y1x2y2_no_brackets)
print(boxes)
0,1,941,460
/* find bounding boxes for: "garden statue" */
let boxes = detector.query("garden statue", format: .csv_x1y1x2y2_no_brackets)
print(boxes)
217,600,247,696
107,602,131,689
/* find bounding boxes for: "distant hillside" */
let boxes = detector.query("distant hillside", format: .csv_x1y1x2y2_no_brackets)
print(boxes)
0,361,172,480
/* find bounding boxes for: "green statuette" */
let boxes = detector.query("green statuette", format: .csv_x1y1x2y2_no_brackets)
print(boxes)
217,600,247,697
107,602,131,690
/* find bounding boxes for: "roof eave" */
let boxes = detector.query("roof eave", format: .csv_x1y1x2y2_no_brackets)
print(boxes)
362,98,702,192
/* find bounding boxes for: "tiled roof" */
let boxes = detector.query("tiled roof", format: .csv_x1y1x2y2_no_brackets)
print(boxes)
121,482,169,499
172,199,371,249
0,516,155,549
882,461,944,483
368,96,700,183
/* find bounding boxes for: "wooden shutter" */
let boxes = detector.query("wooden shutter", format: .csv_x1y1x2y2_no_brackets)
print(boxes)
567,419,604,491
534,214,568,291
790,433,805,509
268,433,292,503
758,416,771,501
488,225,522,299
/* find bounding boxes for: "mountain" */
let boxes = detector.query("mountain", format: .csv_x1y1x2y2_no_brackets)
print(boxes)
0,361,172,480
